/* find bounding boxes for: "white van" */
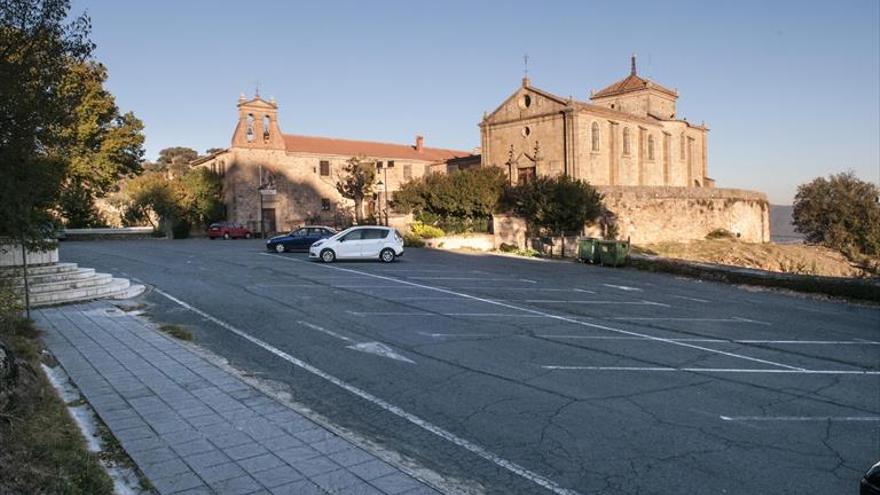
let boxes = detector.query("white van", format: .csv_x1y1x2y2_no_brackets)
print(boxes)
308,226,404,263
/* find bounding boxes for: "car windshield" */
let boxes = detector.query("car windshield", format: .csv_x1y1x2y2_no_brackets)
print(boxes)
330,227,355,240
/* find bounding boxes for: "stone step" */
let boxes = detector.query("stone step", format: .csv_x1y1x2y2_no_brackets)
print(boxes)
9,267,96,286
112,283,146,300
0,262,78,277
30,278,133,307
24,273,114,295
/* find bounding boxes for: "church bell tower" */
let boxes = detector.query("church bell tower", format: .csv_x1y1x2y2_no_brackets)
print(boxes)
231,93,285,150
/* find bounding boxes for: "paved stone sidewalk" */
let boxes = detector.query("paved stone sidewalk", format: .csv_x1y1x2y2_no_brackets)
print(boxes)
35,301,441,495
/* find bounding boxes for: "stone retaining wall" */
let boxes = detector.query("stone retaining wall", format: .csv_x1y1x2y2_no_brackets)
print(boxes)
62,227,156,241
0,242,59,267
593,186,770,244
424,233,495,251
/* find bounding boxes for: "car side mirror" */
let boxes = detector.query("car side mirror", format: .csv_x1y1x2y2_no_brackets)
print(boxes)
338,238,345,243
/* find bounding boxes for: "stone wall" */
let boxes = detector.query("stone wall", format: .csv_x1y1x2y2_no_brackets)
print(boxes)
0,242,59,267
593,186,770,244
491,187,769,248
424,234,495,251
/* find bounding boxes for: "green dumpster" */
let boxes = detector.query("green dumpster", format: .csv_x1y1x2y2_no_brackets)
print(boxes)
598,239,630,267
578,238,601,264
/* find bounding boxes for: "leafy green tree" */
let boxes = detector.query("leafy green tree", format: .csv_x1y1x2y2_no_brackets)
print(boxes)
394,166,508,231
512,175,603,254
205,147,225,155
54,61,145,227
336,156,376,223
177,168,224,226
157,147,198,175
793,171,880,256
120,168,223,238
121,171,179,235
0,0,93,246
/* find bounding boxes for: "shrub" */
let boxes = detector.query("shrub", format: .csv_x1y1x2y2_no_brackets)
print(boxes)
410,221,445,239
511,175,603,237
706,228,736,240
394,167,508,230
403,233,425,247
793,171,880,256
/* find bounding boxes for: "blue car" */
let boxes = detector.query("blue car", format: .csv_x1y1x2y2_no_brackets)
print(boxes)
267,226,337,253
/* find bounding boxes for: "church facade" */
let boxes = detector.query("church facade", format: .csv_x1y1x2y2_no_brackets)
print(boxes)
481,57,711,188
192,95,476,234
482,57,769,244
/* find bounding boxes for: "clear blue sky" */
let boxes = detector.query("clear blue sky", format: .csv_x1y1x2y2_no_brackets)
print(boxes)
73,0,879,204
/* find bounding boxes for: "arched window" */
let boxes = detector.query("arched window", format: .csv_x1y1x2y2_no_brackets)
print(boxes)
622,128,631,155
647,135,655,160
246,114,255,143
262,115,271,141
591,122,600,152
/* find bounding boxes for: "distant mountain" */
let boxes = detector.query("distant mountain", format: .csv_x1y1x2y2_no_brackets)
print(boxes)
770,204,803,244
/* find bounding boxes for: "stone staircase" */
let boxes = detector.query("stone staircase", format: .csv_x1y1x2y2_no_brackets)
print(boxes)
1,262,145,307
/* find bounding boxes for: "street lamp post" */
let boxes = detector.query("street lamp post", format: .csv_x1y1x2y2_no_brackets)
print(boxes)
376,161,394,226
376,180,384,226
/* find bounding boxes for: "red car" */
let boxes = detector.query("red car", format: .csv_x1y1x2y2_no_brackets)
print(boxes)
207,222,252,240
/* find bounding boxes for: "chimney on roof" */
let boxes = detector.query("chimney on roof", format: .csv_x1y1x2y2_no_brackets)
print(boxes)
415,135,424,152
631,54,637,76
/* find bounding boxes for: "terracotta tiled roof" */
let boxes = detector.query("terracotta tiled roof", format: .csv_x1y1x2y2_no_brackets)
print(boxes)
282,134,472,162
592,73,677,99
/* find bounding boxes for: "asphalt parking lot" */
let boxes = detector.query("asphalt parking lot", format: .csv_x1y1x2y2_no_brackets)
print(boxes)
59,239,879,494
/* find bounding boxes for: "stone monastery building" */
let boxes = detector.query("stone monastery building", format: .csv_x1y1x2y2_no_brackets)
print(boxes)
192,94,477,234
481,57,711,188
194,58,768,243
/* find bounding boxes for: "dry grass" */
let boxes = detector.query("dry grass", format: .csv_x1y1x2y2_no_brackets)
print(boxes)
0,314,114,495
160,324,193,341
635,239,872,278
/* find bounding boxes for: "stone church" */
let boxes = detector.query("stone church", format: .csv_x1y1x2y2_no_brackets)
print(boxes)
192,94,476,234
483,57,769,244
481,57,710,188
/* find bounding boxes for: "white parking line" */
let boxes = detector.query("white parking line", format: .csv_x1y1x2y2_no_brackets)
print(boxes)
152,288,582,495
408,277,536,282
347,311,432,316
539,335,880,345
332,285,433,289
446,287,597,293
670,295,710,303
298,320,354,343
603,284,643,292
540,366,880,375
263,254,805,371
605,316,770,325
720,415,880,421
444,313,547,318
524,300,670,307
347,310,547,318
419,332,499,338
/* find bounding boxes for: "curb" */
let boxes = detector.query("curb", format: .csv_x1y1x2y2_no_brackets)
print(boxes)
628,253,880,303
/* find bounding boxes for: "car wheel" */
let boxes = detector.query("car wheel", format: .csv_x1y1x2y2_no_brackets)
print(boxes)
275,244,286,253
209,236,215,240
223,233,230,240
380,248,395,263
245,232,252,239
320,249,336,263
